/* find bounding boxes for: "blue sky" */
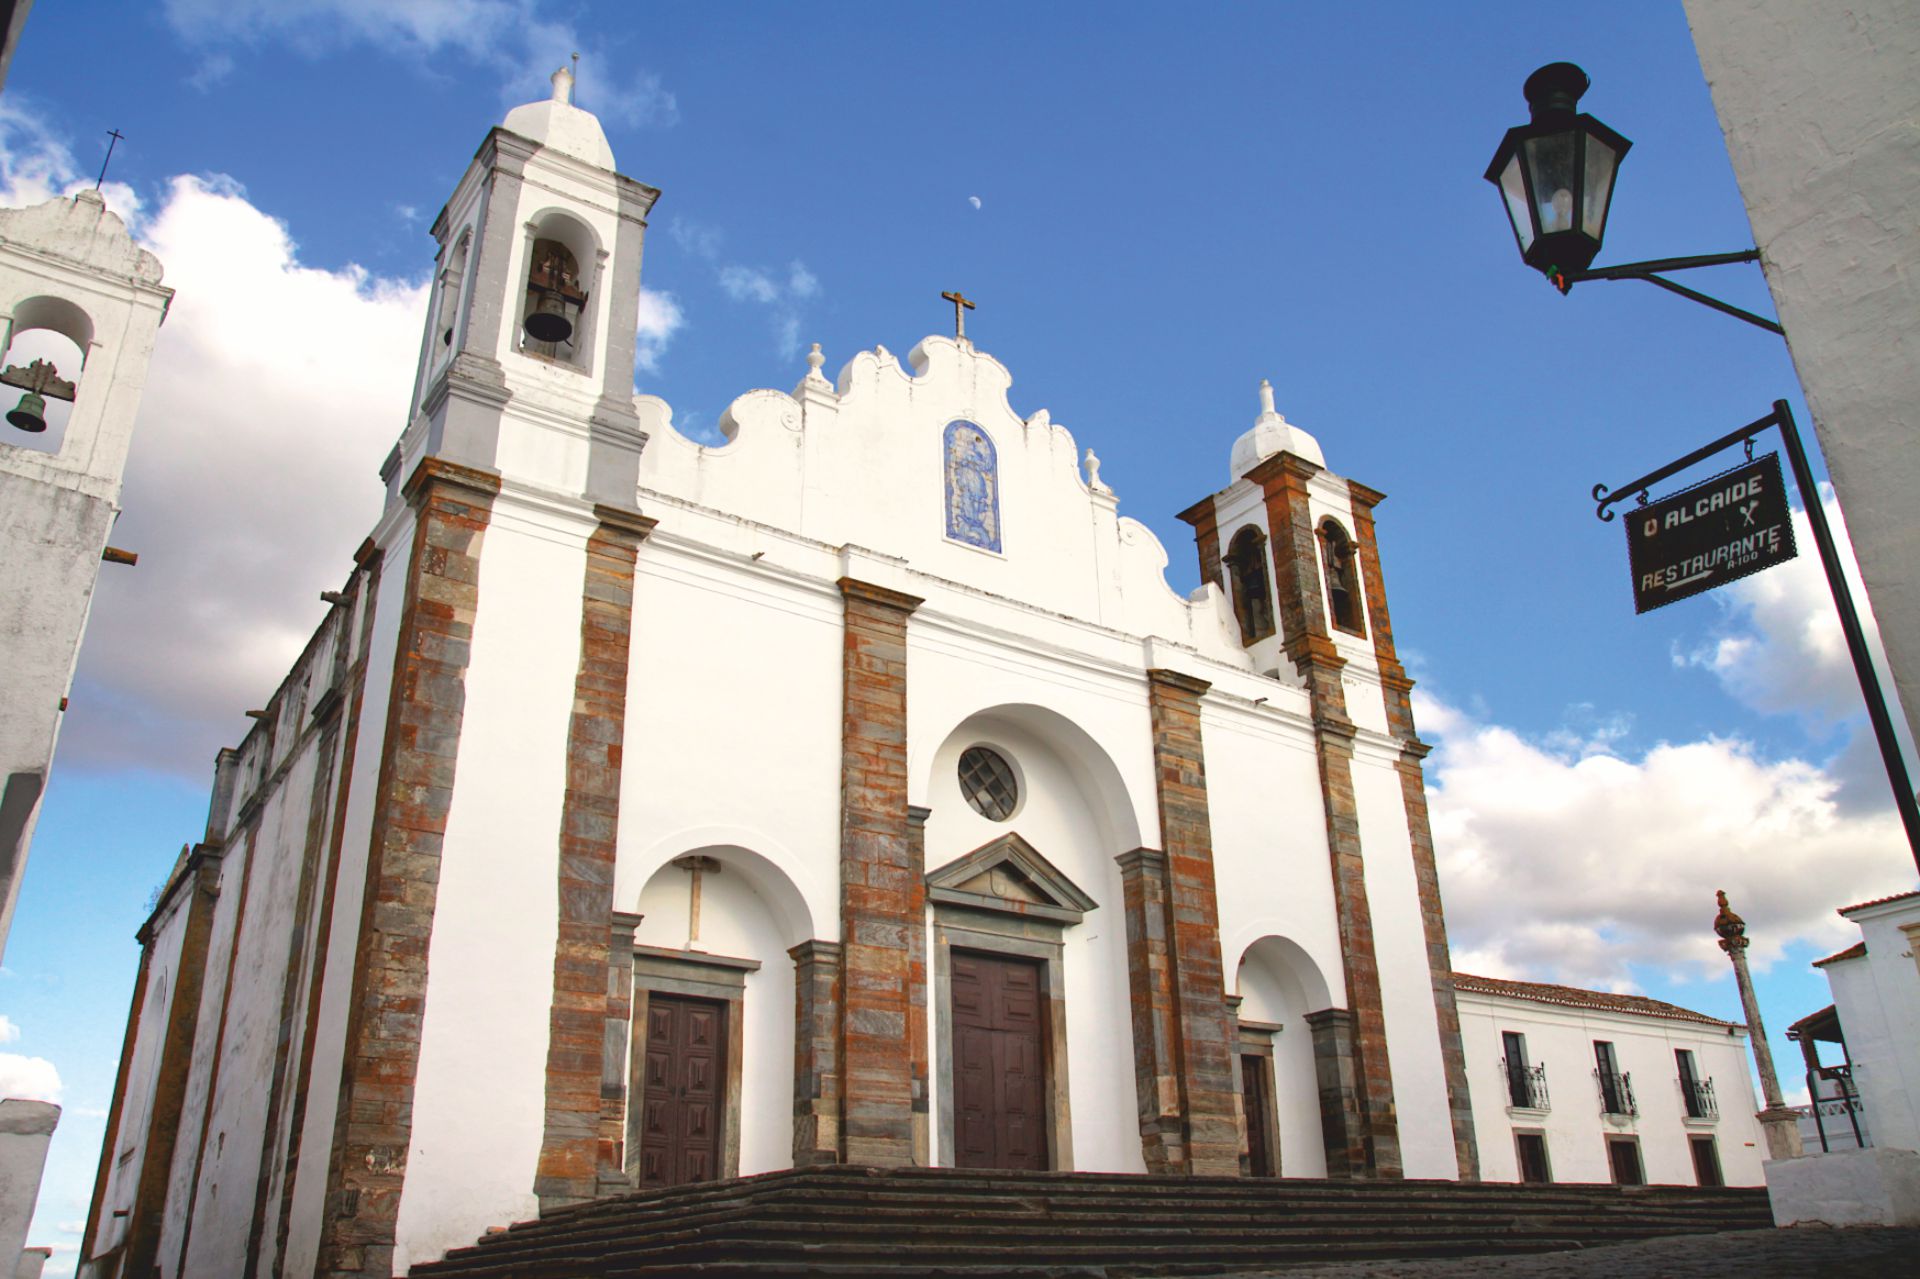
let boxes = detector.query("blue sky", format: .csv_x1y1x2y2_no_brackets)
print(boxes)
3,2,1913,1268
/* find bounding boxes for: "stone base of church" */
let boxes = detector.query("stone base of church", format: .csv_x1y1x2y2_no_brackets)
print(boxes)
1766,1147,1920,1228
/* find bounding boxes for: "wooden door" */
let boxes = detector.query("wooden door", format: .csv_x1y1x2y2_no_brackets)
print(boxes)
637,993,725,1188
1241,1054,1275,1176
952,951,1048,1170
1689,1135,1723,1186
1606,1136,1644,1186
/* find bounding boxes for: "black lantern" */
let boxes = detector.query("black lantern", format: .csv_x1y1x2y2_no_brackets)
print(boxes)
1485,63,1631,291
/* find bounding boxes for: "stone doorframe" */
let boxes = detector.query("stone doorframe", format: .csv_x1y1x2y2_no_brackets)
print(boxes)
1233,1006,1284,1177
625,946,761,1184
925,830,1096,1172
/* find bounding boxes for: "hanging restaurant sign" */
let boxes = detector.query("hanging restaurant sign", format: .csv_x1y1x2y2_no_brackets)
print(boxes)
1627,452,1796,614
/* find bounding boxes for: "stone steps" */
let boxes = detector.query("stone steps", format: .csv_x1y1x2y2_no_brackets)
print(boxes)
410,1166,1772,1277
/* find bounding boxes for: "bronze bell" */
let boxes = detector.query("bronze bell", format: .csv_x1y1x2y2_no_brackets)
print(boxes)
6,391,47,432
523,292,574,344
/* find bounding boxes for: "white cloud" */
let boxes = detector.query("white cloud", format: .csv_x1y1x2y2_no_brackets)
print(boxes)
634,287,682,376
0,1052,62,1103
667,217,723,262
160,0,677,129
1420,693,1911,993
0,1014,17,1044
1,112,428,773
1677,486,1901,732
718,265,779,305
715,261,820,361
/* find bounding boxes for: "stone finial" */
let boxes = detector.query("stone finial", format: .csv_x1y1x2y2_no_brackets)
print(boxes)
1713,888,1749,953
806,342,827,382
550,65,575,105
1258,378,1277,419
1085,447,1112,494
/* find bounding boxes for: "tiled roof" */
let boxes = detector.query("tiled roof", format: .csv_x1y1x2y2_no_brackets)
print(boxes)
1787,1004,1841,1038
1450,973,1741,1029
1838,888,1920,915
1812,940,1867,968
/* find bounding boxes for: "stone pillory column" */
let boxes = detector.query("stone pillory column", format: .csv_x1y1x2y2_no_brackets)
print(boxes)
790,940,844,1166
318,457,499,1279
536,505,656,1210
1348,486,1478,1181
1247,451,1402,1179
834,577,925,1166
1142,669,1243,1176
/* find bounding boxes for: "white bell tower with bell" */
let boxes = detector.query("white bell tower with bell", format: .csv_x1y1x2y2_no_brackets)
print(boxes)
395,65,660,504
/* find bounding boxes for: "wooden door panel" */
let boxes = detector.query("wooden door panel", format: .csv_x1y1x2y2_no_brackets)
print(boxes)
950,951,1048,1171
637,993,727,1188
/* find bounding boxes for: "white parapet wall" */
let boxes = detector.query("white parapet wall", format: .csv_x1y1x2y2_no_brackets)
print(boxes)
1767,1147,1920,1228
0,1099,59,1274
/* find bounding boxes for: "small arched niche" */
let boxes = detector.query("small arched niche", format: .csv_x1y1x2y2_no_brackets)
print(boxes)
1317,518,1367,638
1235,935,1336,1179
516,210,598,371
1224,525,1275,646
431,228,473,361
2,295,93,455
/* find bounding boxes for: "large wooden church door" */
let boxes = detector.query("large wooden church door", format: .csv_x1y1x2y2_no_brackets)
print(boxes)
952,951,1048,1170
637,993,726,1187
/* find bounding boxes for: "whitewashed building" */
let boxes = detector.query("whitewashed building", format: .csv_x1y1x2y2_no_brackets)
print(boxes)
1770,889,1920,1226
76,73,1483,1279
1455,974,1766,1189
76,72,1777,1279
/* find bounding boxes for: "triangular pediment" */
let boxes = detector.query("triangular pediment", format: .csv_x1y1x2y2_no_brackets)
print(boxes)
925,832,1097,924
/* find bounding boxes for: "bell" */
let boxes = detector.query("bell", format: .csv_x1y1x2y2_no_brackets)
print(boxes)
523,292,574,344
6,391,47,433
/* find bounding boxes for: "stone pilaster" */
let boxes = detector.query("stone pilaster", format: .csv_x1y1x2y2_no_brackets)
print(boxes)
906,805,932,1166
79,920,154,1271
1349,486,1478,1181
790,940,843,1166
1249,452,1401,1178
1143,669,1242,1176
1117,846,1183,1171
597,911,642,1196
1305,1008,1365,1177
537,505,655,1210
318,457,498,1279
835,577,925,1166
1175,495,1225,590
122,845,224,1279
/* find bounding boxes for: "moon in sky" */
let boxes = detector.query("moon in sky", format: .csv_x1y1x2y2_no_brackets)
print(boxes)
968,195,982,210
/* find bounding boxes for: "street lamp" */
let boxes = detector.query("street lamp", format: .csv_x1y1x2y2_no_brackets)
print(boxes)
1488,63,1920,871
1485,63,1782,334
1484,62,1630,287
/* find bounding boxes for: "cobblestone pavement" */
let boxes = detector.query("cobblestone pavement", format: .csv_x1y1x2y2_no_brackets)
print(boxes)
1230,1227,1920,1278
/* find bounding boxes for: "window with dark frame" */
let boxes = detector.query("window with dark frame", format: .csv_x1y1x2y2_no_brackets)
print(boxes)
1594,1039,1634,1115
1676,1048,1716,1119
1606,1136,1644,1186
1502,1031,1547,1109
1514,1132,1551,1184
1689,1134,1723,1186
958,746,1018,821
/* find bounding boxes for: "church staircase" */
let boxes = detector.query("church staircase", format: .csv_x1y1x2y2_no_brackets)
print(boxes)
409,1165,1774,1277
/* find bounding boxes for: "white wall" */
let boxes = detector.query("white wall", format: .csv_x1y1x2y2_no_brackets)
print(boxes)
1685,0,1920,751
1828,896,1920,1153
1459,990,1766,1186
394,493,588,1274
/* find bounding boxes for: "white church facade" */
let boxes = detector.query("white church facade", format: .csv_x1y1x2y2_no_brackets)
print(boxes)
76,75,1756,1279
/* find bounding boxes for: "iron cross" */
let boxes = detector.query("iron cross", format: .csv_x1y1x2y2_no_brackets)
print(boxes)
95,130,124,190
941,290,975,340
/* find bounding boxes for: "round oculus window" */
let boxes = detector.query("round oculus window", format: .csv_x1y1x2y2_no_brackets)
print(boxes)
958,746,1018,821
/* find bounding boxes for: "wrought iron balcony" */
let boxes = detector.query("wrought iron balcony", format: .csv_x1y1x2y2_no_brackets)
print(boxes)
1501,1058,1550,1110
1681,1076,1718,1120
1596,1069,1637,1117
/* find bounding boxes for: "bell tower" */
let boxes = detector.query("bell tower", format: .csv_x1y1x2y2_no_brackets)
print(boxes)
0,189,171,960
397,66,660,505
